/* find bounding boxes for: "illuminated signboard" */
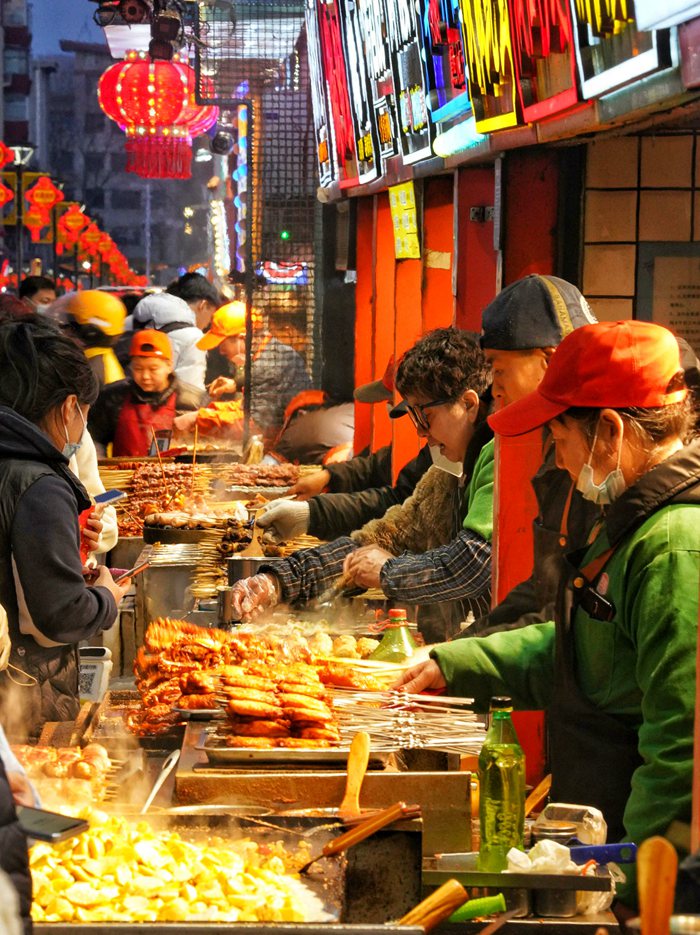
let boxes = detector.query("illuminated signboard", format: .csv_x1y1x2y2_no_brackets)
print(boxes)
385,0,432,163
336,0,381,183
459,0,520,133
509,0,579,123
305,0,339,186
355,0,400,168
315,0,360,187
571,0,672,99
418,0,469,115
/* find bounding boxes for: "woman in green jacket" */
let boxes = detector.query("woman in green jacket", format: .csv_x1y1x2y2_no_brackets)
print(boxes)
396,320,700,909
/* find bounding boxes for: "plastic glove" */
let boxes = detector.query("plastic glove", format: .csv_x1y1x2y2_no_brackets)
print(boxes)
257,500,310,543
229,573,279,622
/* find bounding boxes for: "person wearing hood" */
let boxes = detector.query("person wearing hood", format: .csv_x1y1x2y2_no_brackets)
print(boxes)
0,318,131,737
396,320,700,911
132,292,207,391
88,329,204,458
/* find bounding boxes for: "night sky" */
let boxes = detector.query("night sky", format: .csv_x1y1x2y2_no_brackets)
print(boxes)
30,0,105,56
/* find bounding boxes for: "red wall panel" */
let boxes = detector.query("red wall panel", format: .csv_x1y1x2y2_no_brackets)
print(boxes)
455,167,498,332
353,196,376,454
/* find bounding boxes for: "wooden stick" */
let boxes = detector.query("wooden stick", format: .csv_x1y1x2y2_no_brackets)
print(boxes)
191,423,198,494
151,426,168,493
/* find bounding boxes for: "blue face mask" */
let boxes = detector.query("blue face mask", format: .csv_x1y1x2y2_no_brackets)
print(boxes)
575,420,626,505
62,406,86,461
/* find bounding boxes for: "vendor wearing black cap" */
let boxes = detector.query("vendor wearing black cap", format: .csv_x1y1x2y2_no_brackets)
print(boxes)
396,320,699,911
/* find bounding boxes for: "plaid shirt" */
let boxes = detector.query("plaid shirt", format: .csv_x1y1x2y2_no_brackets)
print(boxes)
260,536,356,605
380,530,491,617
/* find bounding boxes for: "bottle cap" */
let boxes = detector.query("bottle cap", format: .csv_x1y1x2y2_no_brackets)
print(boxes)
388,608,407,618
490,695,513,709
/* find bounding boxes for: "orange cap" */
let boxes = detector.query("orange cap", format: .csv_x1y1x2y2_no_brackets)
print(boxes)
489,320,686,437
130,328,173,362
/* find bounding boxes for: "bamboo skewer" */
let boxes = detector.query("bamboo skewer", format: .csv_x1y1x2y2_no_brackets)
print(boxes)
191,424,199,494
151,426,169,494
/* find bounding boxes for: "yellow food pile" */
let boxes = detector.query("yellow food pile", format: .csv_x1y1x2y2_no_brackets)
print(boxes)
31,809,314,923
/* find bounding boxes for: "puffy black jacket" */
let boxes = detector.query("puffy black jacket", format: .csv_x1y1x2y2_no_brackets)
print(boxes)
307,444,433,540
0,757,32,933
0,407,117,737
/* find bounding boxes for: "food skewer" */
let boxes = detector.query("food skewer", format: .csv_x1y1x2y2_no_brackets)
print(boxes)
191,423,198,494
151,426,169,494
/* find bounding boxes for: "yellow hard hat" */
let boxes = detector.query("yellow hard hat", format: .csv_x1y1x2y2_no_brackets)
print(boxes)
197,301,249,350
65,290,126,337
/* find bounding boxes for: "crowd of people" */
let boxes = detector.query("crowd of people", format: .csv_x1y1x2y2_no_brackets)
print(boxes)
0,268,697,928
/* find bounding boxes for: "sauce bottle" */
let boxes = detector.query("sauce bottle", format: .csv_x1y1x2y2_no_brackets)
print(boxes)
369,608,417,662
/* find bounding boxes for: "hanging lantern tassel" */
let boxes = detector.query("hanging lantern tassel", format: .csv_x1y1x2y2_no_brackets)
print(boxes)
125,134,192,180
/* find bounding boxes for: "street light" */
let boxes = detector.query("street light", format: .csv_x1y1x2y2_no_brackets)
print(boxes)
11,143,35,288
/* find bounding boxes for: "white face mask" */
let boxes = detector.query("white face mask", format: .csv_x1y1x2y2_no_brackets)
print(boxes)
575,419,626,505
429,445,464,478
62,406,86,460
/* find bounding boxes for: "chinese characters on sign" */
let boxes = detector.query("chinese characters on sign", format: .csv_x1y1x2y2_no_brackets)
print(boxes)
389,181,421,258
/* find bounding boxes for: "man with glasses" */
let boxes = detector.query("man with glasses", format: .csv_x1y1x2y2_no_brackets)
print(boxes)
229,328,494,639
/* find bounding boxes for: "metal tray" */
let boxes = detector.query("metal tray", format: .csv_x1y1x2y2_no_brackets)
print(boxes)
173,707,225,720
199,729,395,765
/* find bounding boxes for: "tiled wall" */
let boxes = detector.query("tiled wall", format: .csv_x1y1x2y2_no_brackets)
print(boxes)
582,134,699,321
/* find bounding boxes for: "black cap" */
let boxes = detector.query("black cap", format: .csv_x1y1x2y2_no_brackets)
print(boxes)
388,400,408,419
480,275,596,351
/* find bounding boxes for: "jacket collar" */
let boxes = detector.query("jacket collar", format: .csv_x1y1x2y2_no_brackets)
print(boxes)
128,376,177,407
604,437,700,546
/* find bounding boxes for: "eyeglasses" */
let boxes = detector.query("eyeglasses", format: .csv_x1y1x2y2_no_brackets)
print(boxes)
405,397,453,432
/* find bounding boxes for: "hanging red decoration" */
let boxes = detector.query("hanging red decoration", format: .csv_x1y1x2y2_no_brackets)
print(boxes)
97,51,218,179
0,142,14,171
0,180,14,209
23,204,50,242
24,175,64,214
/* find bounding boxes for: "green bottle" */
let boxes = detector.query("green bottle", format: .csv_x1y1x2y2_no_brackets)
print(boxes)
369,608,417,662
477,696,526,872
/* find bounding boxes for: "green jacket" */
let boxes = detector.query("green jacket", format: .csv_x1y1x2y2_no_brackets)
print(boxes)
433,439,700,906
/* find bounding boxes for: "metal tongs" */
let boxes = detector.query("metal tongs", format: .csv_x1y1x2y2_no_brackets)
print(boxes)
298,801,421,873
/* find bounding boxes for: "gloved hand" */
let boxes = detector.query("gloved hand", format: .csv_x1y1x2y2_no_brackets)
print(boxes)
229,573,279,622
257,499,310,543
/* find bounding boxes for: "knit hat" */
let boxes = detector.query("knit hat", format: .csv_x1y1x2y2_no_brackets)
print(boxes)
481,275,596,351
489,320,687,437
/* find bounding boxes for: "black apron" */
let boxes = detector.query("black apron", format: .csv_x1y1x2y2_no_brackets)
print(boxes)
548,546,642,842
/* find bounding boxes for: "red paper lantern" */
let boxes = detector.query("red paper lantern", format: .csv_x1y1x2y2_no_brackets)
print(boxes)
98,51,218,179
0,142,14,171
23,204,50,242
24,176,64,213
0,180,14,209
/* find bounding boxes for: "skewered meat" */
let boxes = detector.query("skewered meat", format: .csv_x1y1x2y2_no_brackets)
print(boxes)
179,671,217,694
224,735,277,748
230,719,291,738
225,698,284,720
177,693,219,710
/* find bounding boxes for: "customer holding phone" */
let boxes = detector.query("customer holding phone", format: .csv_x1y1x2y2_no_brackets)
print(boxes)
0,319,131,738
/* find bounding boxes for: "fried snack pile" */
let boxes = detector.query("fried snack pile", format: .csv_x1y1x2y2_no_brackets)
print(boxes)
12,744,112,812
31,810,314,924
128,618,384,740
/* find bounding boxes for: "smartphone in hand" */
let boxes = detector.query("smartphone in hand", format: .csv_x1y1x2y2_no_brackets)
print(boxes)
16,806,89,842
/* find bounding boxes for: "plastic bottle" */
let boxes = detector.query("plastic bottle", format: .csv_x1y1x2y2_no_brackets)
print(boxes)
478,696,526,871
369,608,417,662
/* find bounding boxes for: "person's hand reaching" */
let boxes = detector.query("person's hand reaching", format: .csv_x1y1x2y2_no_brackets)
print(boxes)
391,659,447,694
257,500,310,543
343,545,393,589
288,469,330,500
229,574,279,623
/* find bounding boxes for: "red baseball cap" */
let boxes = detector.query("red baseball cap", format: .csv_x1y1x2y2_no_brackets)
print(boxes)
488,320,687,437
130,328,173,362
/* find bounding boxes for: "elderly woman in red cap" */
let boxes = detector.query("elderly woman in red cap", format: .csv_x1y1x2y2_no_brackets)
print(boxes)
396,320,700,910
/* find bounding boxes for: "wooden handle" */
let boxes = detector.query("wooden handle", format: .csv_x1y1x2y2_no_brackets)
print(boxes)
338,731,371,819
322,801,412,857
638,837,678,935
398,879,469,931
524,773,552,817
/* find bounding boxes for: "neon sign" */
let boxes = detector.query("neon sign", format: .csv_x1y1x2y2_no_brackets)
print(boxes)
385,0,432,163
508,0,579,122
306,0,339,186
459,0,519,133
571,0,671,99
336,0,380,182
419,0,469,116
